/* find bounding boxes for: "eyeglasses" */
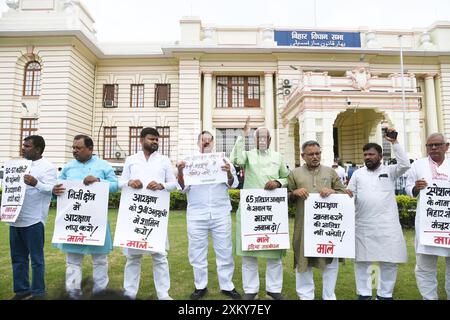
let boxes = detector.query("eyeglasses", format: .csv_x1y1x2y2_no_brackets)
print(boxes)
425,143,447,148
304,152,321,157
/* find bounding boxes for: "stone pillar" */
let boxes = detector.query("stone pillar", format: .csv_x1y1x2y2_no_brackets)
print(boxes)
264,72,275,149
321,112,340,167
424,74,439,135
202,71,213,133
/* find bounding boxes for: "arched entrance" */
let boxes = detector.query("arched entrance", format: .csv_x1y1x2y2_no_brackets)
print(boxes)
333,109,392,165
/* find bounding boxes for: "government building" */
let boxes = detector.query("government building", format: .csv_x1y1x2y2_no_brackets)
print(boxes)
1,0,449,172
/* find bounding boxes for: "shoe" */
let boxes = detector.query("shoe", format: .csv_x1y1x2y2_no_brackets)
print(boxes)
357,295,373,300
11,292,33,300
266,292,286,300
29,294,46,300
190,288,208,300
376,295,393,300
242,293,259,300
68,289,82,300
159,296,174,300
221,289,242,300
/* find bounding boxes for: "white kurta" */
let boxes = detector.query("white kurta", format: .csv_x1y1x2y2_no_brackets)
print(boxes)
405,157,450,257
347,143,409,263
119,150,178,255
183,156,238,290
183,157,238,220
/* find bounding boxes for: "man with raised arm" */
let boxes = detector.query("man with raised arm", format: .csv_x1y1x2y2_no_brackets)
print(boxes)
230,117,289,300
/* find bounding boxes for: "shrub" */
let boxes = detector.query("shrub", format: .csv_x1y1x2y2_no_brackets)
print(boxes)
170,191,187,210
396,195,417,228
229,189,240,212
0,187,418,228
109,190,121,208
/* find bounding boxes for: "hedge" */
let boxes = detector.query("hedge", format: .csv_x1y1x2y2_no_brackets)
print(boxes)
0,188,417,228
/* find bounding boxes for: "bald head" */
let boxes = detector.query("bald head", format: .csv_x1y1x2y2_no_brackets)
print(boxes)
427,133,447,143
254,127,271,151
426,132,449,165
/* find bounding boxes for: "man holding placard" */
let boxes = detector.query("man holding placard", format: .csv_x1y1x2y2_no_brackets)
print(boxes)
52,135,117,299
119,127,178,300
287,140,346,300
177,131,241,300
347,129,409,300
406,133,450,300
230,118,290,300
6,135,57,300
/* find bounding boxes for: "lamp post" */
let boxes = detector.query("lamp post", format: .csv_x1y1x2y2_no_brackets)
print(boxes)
399,35,408,151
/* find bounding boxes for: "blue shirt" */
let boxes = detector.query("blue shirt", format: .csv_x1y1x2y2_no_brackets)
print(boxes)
54,155,118,255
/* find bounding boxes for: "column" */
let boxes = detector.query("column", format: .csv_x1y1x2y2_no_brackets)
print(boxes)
264,72,275,149
322,112,340,167
424,74,438,135
202,72,213,133
177,58,202,160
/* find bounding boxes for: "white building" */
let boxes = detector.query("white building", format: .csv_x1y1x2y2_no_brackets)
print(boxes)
1,0,449,171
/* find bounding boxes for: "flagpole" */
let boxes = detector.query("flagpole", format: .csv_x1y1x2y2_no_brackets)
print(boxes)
399,35,408,151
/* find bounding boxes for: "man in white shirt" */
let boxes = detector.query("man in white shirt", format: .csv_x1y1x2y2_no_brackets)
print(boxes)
332,160,347,185
177,131,241,300
347,128,410,300
119,127,178,300
405,133,450,300
9,135,57,299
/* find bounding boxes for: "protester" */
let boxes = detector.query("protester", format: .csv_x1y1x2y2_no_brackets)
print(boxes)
347,128,409,300
405,133,450,300
9,135,57,300
230,117,290,300
177,130,241,300
288,140,347,300
119,127,178,300
52,135,118,299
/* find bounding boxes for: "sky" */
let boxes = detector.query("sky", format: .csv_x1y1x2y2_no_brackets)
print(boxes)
1,0,450,42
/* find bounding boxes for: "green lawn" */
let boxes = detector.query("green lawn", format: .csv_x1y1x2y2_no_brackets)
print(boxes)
0,209,447,300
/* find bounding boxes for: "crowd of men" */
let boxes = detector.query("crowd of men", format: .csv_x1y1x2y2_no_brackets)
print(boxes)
3,120,450,301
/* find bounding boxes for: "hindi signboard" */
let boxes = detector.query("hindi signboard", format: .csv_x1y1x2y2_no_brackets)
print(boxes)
419,181,450,248
240,188,290,251
0,159,31,222
304,193,355,258
183,152,227,186
114,186,170,253
275,30,361,47
52,180,109,246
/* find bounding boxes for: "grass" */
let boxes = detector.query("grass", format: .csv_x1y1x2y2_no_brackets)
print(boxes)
0,209,447,300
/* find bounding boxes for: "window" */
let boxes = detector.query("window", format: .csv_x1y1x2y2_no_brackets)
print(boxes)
156,126,170,157
215,128,256,157
20,118,38,155
216,76,260,108
129,126,143,155
103,84,118,107
130,84,144,108
155,84,170,107
23,61,41,96
315,132,323,146
103,127,117,160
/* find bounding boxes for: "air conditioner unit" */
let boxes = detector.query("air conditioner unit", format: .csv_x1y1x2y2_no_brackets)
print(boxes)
282,79,292,87
103,99,116,108
115,151,126,159
157,100,168,107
